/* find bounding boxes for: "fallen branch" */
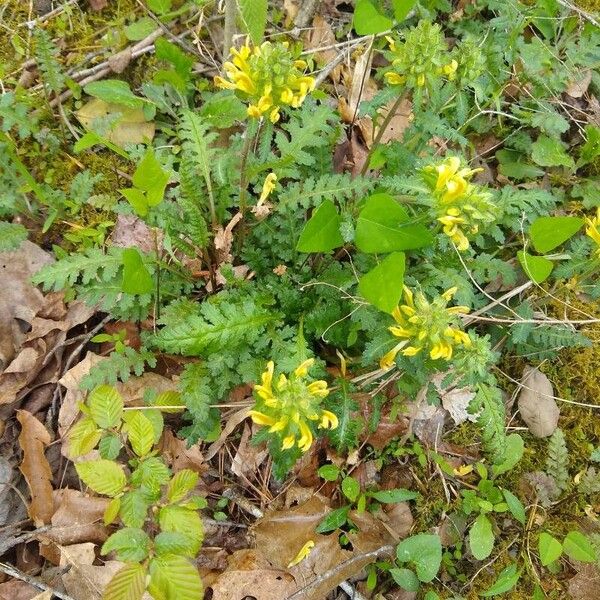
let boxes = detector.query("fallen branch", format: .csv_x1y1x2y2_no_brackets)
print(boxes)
0,561,76,600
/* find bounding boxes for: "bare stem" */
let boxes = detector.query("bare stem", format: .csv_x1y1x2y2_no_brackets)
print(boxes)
223,0,237,60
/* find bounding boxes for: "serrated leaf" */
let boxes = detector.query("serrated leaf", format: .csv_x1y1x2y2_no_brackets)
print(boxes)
102,528,151,562
148,555,203,600
159,506,203,555
167,469,199,503
358,252,405,313
153,391,185,413
493,434,524,477
103,562,146,600
88,385,123,429
104,497,121,526
563,531,596,562
154,531,196,557
529,216,584,253
396,534,442,583
120,490,149,528
130,456,171,493
355,193,433,253
68,417,102,458
469,514,495,560
368,488,418,503
318,464,340,481
538,532,562,566
238,0,267,44
296,199,344,253
99,434,122,460
531,136,574,169
127,411,155,457
76,460,126,497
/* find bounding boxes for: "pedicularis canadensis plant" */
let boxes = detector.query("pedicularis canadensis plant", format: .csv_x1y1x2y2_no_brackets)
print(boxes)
69,385,205,600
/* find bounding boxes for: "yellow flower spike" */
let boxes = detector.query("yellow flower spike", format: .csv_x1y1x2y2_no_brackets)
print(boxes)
380,341,407,370
281,435,296,450
258,173,277,204
319,410,339,430
294,358,315,378
287,540,315,568
307,380,329,398
262,361,275,387
269,107,281,123
385,35,397,51
402,286,415,307
443,59,458,76
249,411,277,427
441,287,458,301
585,208,600,254
402,346,422,357
385,72,406,85
297,420,313,453
247,105,261,118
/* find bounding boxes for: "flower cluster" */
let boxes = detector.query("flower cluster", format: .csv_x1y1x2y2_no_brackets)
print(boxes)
585,207,600,257
215,41,315,123
380,286,471,369
423,156,497,251
383,21,457,90
249,359,338,453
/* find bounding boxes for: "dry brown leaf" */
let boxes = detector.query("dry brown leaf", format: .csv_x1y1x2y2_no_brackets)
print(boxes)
59,542,97,567
214,212,243,266
31,592,53,600
17,410,53,526
209,549,296,600
380,501,413,539
75,98,155,146
231,423,268,477
205,407,250,461
304,16,342,83
357,97,412,147
89,0,108,10
567,70,592,98
568,563,600,599
159,429,206,473
0,580,41,600
518,366,559,438
111,214,157,253
434,375,476,425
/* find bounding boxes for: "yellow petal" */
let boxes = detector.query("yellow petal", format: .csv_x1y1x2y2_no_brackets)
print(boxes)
297,421,313,453
307,380,329,398
249,411,276,427
262,361,275,388
294,358,315,378
214,76,236,90
269,107,281,123
385,72,405,85
402,345,421,357
281,435,296,450
259,172,277,204
441,287,458,301
319,410,339,430
287,540,315,568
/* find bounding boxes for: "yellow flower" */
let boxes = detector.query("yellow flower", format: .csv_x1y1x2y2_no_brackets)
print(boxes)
287,540,315,568
585,208,600,256
215,40,315,121
380,286,471,369
258,172,277,204
423,156,497,251
249,359,336,453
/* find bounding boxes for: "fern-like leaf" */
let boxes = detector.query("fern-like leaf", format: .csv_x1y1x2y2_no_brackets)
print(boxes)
469,384,507,465
546,428,569,493
0,221,27,251
34,30,66,95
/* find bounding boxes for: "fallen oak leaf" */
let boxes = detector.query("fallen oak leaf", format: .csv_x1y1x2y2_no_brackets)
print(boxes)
17,410,53,526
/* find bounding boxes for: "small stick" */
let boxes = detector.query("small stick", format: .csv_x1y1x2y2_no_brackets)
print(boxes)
0,561,76,600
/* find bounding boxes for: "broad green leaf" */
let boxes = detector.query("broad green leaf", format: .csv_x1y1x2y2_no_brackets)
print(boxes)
120,188,149,217
68,417,102,458
538,532,562,566
153,391,185,413
75,460,126,497
84,80,148,109
126,410,155,457
167,469,199,503
159,505,204,555
120,490,149,528
147,0,172,14
124,17,156,41
296,200,344,253
121,248,154,296
103,562,146,600
316,506,350,533
104,497,121,526
531,135,574,169
502,489,526,526
88,385,123,429
155,39,193,79
389,568,419,592
132,148,169,205
530,216,584,253
358,252,405,314
148,555,203,600
533,584,545,600
142,408,165,443
181,496,208,510
563,531,596,562
368,488,418,503
238,0,267,45
578,124,600,167
469,514,495,560
517,251,553,284
480,563,520,596
355,193,433,253
353,0,393,35
318,464,340,481
99,434,122,460
342,476,361,502
130,456,171,492
396,534,442,583
101,528,151,562
154,531,196,557
392,0,417,21
493,434,524,476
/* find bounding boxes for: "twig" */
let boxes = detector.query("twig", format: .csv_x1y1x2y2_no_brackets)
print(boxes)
222,0,237,59
0,561,76,600
555,0,599,27
286,544,395,599
339,581,368,600
313,40,363,88
19,0,78,27
292,0,322,33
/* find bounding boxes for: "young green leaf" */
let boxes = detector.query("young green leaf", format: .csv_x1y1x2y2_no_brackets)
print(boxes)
341,476,361,503
358,252,406,314
238,0,267,45
392,0,417,21
502,489,526,526
68,417,102,458
103,562,147,600
101,528,151,562
75,460,126,497
315,506,350,533
529,216,584,253
469,514,495,560
104,497,121,526
167,469,199,503
99,434,122,460
88,385,123,429
355,193,433,253
517,251,553,284
396,534,442,583
159,505,204,555
480,563,520,596
84,80,147,109
368,489,418,503
147,0,172,14
121,248,153,296
296,199,344,253
531,136,575,169
154,531,196,557
538,532,563,566
318,464,340,481
148,555,203,600
389,567,420,592
119,490,149,528
132,148,169,206
493,434,524,477
353,0,393,35
126,411,155,457
563,531,596,562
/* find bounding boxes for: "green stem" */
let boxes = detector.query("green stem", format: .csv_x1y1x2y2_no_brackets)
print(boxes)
238,121,257,215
